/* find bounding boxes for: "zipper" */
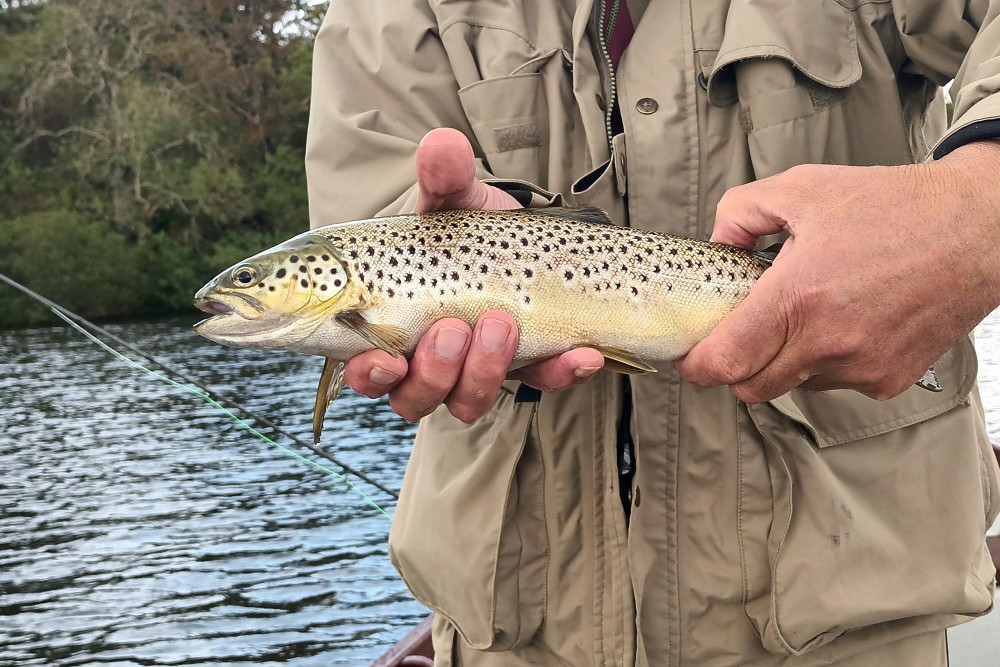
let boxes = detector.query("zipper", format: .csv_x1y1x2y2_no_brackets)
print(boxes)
594,0,619,149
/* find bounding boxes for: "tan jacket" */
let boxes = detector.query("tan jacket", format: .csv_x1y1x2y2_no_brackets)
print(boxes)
306,1,1000,665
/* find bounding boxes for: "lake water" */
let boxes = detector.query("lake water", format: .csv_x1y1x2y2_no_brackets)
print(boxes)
2,312,999,666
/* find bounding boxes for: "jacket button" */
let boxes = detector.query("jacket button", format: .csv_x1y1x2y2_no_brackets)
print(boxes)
634,485,641,507
636,97,658,115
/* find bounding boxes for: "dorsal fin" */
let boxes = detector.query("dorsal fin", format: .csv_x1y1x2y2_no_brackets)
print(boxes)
751,242,784,266
531,206,614,226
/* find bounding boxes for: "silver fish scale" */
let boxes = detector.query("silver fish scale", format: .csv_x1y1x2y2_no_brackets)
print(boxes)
312,209,769,363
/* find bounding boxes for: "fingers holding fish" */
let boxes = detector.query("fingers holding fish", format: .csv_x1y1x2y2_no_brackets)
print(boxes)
388,318,472,423
509,347,606,394
675,268,789,394
444,312,520,423
343,350,407,398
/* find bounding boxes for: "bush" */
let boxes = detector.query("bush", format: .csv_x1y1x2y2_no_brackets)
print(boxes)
0,209,144,328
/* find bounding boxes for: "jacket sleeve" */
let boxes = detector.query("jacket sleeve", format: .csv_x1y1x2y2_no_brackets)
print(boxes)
305,0,485,226
893,0,1000,157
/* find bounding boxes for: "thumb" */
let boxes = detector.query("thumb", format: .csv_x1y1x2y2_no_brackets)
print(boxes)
415,128,520,212
675,268,789,388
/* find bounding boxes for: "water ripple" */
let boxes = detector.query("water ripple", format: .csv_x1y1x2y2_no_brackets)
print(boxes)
1,316,423,665
3,313,1000,664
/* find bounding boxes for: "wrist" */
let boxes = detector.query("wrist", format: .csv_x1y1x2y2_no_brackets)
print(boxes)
929,139,1000,318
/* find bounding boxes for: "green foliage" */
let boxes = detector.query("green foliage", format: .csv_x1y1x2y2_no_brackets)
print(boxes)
0,0,328,328
0,210,143,328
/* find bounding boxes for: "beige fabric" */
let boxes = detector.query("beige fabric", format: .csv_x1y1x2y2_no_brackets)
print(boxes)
306,1,1000,665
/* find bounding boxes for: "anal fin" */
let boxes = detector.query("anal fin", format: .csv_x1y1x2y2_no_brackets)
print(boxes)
313,357,346,446
588,344,658,375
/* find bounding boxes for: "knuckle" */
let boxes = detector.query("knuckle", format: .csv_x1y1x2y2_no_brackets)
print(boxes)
706,351,750,385
731,382,766,404
447,402,484,424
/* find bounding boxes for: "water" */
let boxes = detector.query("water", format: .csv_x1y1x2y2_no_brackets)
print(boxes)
0,316,425,666
2,313,999,666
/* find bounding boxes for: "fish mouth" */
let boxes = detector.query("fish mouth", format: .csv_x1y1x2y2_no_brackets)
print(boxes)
194,296,236,316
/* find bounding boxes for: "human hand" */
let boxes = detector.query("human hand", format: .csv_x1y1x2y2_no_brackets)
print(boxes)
676,141,1000,403
344,128,604,422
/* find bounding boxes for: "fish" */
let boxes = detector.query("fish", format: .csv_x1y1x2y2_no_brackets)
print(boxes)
193,206,941,445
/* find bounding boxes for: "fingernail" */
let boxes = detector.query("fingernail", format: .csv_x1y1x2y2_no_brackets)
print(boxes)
369,365,401,386
574,365,601,379
480,318,511,352
436,326,469,360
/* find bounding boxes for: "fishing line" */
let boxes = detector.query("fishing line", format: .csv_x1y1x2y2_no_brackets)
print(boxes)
0,272,398,516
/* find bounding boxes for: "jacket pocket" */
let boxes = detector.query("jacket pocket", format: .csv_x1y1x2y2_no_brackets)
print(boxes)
389,383,547,651
737,337,997,656
457,50,567,187
706,0,893,177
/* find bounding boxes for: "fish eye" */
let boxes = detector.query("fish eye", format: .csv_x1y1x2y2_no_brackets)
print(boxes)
232,266,257,286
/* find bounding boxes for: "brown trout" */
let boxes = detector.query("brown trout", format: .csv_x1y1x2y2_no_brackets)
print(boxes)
193,207,939,444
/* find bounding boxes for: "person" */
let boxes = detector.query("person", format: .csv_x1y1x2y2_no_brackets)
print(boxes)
305,1,1000,665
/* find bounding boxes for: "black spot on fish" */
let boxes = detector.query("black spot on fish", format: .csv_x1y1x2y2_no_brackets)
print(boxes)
307,255,316,262
704,273,712,282
290,255,299,263
669,248,677,255
315,267,323,274
524,268,533,278
387,287,395,297
419,277,426,285
407,291,414,299
459,245,470,253
524,296,531,305
480,264,488,274
299,265,307,273
301,279,309,288
631,286,639,296
276,268,287,278
269,286,276,291
564,270,574,280
322,254,330,261
389,257,398,267
450,271,459,281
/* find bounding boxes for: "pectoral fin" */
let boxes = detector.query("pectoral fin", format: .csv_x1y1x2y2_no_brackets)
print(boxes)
916,366,943,393
588,344,658,375
336,311,410,358
313,357,346,446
